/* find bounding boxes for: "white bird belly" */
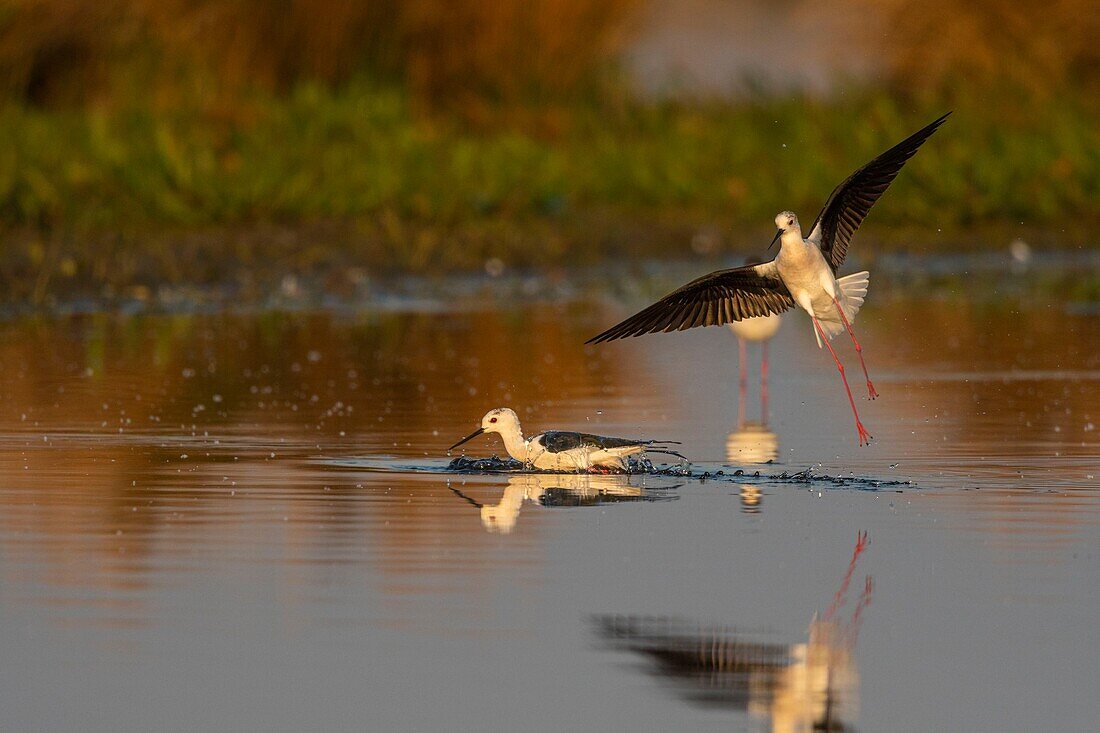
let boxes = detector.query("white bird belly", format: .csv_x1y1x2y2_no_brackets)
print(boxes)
805,286,843,321
528,443,641,471
777,243,840,321
530,449,585,471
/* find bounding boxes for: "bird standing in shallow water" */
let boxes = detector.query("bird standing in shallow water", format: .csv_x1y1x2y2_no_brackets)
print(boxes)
587,113,950,446
448,407,683,472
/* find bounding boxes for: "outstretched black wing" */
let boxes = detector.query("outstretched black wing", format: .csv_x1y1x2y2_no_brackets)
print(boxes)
808,112,950,273
586,262,792,344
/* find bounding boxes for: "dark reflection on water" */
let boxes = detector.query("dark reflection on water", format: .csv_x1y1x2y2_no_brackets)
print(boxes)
594,534,873,732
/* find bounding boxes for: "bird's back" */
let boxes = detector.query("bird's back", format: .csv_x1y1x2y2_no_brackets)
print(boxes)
539,431,642,453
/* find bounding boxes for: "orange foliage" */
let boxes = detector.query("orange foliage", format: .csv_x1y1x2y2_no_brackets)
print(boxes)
400,0,636,109
868,0,1100,96
0,0,637,110
0,0,128,105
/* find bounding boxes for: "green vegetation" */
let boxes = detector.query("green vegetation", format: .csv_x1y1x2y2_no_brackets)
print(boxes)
1,86,1096,300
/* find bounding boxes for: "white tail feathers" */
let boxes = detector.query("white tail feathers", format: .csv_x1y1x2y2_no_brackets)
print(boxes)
813,271,870,348
838,270,869,319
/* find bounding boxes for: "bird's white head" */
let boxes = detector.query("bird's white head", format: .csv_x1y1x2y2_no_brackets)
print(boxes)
768,211,801,250
448,407,524,452
480,407,520,435
774,211,800,234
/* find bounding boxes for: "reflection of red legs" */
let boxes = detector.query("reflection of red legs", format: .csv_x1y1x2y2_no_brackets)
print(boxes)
825,531,869,622
737,337,747,429
761,341,770,424
848,576,874,645
832,296,877,400
813,317,872,446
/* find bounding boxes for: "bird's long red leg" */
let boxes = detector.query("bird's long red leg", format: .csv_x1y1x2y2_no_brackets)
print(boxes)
832,296,878,399
813,317,872,446
737,336,747,429
761,340,769,424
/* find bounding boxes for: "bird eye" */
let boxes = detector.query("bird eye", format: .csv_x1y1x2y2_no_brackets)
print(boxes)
787,218,794,226
490,417,498,423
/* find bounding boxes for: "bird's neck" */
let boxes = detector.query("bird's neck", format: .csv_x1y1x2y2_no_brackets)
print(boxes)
498,426,528,462
779,229,806,250
481,482,527,533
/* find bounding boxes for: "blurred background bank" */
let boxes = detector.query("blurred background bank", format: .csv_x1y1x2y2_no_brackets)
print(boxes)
0,0,1095,302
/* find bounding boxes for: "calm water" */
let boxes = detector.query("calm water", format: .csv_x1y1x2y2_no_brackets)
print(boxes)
1,273,1098,732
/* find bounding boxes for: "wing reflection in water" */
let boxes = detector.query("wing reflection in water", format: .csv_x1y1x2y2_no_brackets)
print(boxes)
593,533,872,732
449,473,680,534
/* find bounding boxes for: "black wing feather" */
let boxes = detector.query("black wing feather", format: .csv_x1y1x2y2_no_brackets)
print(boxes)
809,112,950,273
586,264,793,344
540,431,679,453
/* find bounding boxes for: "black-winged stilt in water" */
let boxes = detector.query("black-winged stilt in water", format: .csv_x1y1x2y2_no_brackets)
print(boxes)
587,114,950,445
447,407,684,471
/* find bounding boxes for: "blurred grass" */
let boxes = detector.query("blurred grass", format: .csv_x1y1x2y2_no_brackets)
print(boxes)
1,85,1097,300
0,0,1097,301
871,0,1100,100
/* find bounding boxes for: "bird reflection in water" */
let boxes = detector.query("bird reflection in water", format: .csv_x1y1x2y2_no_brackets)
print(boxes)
593,532,873,732
727,313,782,465
448,473,679,534
727,422,779,465
739,484,763,514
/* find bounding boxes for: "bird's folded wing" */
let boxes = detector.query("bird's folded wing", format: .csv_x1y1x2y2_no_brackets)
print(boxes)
586,262,793,344
807,112,950,273
541,431,655,452
540,432,610,452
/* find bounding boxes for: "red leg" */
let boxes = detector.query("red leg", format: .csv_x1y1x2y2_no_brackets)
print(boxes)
813,317,872,446
832,296,878,399
761,340,769,424
737,337,747,429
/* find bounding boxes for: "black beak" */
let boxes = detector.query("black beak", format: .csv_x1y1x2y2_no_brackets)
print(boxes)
768,229,782,251
448,427,484,451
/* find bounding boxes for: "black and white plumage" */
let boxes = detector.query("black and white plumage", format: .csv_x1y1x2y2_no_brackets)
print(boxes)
807,114,949,275
587,114,950,445
586,265,795,344
447,407,683,471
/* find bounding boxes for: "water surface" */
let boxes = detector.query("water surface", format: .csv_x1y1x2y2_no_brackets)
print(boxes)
1,274,1098,732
